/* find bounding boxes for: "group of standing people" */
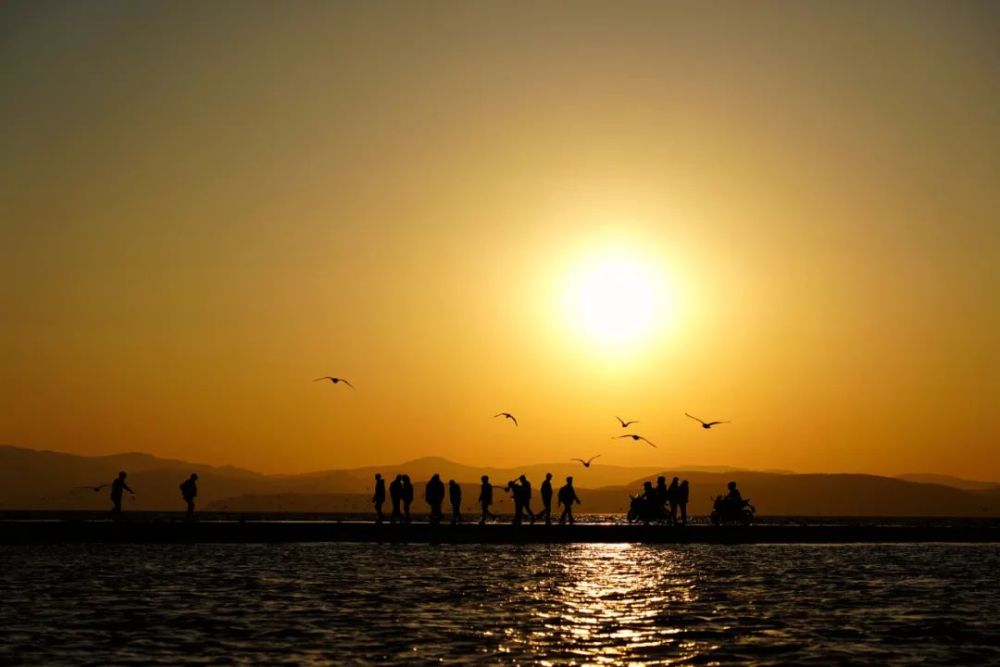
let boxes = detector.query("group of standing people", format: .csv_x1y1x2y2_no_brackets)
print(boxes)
639,475,690,525
372,472,583,525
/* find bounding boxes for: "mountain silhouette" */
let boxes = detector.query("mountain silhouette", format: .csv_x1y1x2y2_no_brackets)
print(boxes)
1,445,997,516
895,473,1000,492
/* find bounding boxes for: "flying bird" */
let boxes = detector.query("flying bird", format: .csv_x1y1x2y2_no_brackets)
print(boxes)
494,412,518,426
75,484,110,493
685,413,730,429
614,434,656,448
571,455,601,468
314,376,355,389
616,416,639,428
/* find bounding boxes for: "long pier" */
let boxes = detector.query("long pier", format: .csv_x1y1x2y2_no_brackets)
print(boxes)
2,521,999,545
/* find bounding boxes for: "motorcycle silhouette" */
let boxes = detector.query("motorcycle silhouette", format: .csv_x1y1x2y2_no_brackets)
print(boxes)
626,494,672,525
710,495,755,526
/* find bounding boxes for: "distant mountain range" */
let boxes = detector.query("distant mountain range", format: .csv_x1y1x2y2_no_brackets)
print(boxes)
1,445,997,517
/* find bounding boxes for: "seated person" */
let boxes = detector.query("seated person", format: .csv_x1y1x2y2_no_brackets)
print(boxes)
724,481,743,509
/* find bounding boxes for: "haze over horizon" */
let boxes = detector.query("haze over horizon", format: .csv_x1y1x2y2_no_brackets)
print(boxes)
2,2,998,478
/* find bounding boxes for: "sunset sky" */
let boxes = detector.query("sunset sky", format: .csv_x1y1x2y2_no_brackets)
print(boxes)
2,2,997,477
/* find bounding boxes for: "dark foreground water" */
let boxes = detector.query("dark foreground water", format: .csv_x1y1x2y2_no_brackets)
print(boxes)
1,543,998,665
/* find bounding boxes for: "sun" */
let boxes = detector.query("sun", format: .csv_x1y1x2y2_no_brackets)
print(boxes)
560,245,674,351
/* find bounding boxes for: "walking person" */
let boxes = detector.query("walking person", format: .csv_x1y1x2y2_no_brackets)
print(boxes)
677,480,690,526
558,476,581,525
506,480,523,525
389,474,403,524
372,473,386,524
179,473,198,521
539,473,554,525
401,475,414,524
109,471,135,519
449,480,463,524
478,475,495,525
425,474,445,525
519,474,536,524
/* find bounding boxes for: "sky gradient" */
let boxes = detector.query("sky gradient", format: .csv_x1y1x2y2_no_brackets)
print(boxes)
2,1,998,476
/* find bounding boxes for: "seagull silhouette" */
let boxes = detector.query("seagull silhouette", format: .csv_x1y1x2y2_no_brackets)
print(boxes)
75,484,109,493
313,376,355,389
616,416,639,428
571,455,601,468
614,434,656,448
494,412,518,426
685,413,730,429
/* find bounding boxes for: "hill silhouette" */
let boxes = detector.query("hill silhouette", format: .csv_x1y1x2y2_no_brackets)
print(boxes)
895,473,1000,492
1,445,997,516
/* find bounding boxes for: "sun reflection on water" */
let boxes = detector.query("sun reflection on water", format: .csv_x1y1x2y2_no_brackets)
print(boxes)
508,544,703,664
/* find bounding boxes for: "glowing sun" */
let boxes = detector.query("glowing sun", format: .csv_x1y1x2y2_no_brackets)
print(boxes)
561,246,674,350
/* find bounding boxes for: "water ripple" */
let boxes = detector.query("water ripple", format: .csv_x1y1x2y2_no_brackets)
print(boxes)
1,543,998,664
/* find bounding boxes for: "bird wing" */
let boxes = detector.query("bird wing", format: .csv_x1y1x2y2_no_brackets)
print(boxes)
640,437,657,448
588,455,602,464
706,420,729,426
615,416,625,427
509,415,518,426
613,435,630,439
313,377,332,382
685,413,705,424
571,458,585,464
340,379,355,389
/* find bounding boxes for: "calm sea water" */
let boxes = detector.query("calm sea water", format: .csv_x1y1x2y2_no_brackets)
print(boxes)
1,543,998,664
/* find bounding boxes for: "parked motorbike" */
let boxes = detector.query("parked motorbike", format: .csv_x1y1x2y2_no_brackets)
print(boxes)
627,494,672,525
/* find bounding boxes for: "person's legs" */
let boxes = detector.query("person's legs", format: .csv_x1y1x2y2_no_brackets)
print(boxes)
185,499,194,520
680,503,687,526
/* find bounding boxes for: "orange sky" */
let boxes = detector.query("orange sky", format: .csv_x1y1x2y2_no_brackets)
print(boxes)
1,2,998,477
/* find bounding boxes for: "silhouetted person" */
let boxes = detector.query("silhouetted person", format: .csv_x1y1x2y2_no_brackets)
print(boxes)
449,480,463,524
558,476,581,525
401,475,414,523
506,480,523,525
389,474,403,524
425,473,445,524
179,473,198,521
678,480,690,526
725,480,742,512
640,481,657,525
642,480,657,503
373,473,386,524
519,474,536,524
478,475,495,525
666,476,680,525
109,471,134,519
539,473,554,525
655,476,669,515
